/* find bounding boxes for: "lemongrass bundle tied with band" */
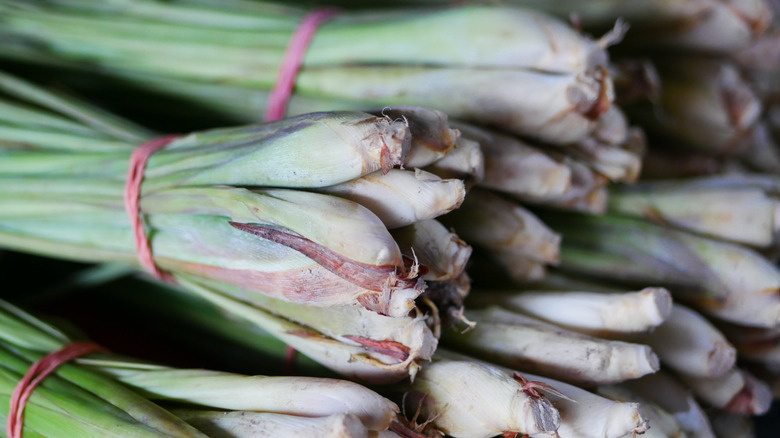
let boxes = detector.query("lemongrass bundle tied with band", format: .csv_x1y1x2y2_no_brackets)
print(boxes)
0,72,476,318
0,1,619,145
0,298,402,437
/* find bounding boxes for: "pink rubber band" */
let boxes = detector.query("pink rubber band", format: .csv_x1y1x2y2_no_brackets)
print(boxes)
124,135,180,281
264,8,338,122
7,341,105,438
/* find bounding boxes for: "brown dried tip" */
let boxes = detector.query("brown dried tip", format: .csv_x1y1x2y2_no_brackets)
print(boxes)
343,336,411,362
512,372,572,402
583,66,613,120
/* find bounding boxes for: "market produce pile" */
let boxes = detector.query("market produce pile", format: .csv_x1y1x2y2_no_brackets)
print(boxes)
0,0,779,437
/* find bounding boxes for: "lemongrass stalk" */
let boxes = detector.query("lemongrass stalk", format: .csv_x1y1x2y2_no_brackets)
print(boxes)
404,358,561,438
628,0,773,52
454,122,571,199
436,349,648,438
1,186,425,313
318,169,465,229
639,305,736,378
366,106,458,168
189,278,437,371
1,297,401,433
533,161,610,214
679,368,772,415
489,249,548,284
0,70,150,143
443,188,560,264
627,59,761,156
0,3,614,144
596,385,684,438
549,213,780,327
446,307,659,386
294,66,612,144
708,412,754,438
567,133,643,183
467,287,672,336
0,312,206,438
624,372,715,438
390,219,471,282
0,111,411,189
95,368,398,431
175,411,369,438
175,277,419,383
608,181,780,247
423,136,485,185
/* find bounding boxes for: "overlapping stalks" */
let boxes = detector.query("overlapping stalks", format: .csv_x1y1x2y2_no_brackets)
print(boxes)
0,298,404,437
1,0,780,437
0,72,479,383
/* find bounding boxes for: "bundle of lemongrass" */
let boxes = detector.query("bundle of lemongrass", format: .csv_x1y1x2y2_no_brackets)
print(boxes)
0,0,655,285
0,0,618,146
0,72,479,382
0,298,405,437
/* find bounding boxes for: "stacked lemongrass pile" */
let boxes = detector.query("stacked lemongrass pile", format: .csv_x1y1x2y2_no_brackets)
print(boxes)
441,103,644,283
0,298,405,437
0,0,643,285
0,71,476,384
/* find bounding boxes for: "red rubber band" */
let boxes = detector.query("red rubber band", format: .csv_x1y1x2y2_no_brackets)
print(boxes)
7,341,105,438
264,8,338,122
124,135,180,281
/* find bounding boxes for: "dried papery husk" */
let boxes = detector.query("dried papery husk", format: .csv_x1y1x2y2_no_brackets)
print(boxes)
423,136,485,186
404,357,561,438
680,367,772,415
596,385,685,438
442,188,560,264
609,180,780,247
391,219,471,282
467,287,672,336
623,372,716,438
174,411,369,438
318,169,465,229
447,307,659,386
366,106,458,168
610,59,661,104
419,272,472,330
638,305,736,378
